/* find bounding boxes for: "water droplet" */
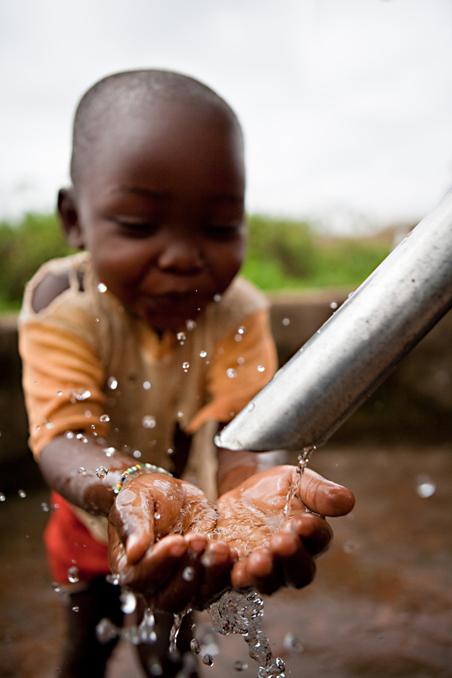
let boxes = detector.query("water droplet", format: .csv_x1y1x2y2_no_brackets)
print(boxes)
97,282,108,294
106,573,121,585
199,350,207,359
182,361,190,373
234,333,243,342
186,319,196,331
142,415,156,429
167,447,175,456
99,414,110,423
96,617,118,643
281,317,290,326
78,466,87,476
234,660,248,671
182,566,195,582
213,293,222,303
416,475,436,498
76,432,89,443
51,582,61,593
237,356,245,366
107,376,118,390
154,512,161,520
0,493,6,502
329,301,338,310
343,540,357,553
257,364,265,373
177,331,186,344
72,389,91,401
143,380,152,390
120,591,137,614
45,421,55,430
18,489,26,498
176,411,184,419
65,431,75,440
67,566,79,583
96,466,108,480
202,654,214,667
41,501,50,512
72,605,79,613
226,368,237,379
282,632,304,653
104,446,116,457
246,402,255,413
132,449,142,459
237,326,245,335
56,390,63,397
149,661,163,676
190,638,200,654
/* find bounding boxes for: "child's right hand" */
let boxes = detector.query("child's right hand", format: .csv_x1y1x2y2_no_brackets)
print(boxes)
107,473,234,611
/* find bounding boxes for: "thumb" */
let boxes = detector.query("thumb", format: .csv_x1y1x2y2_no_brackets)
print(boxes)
111,486,156,565
298,468,355,517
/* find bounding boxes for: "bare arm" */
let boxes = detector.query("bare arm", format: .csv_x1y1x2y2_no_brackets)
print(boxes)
39,435,131,516
217,444,288,495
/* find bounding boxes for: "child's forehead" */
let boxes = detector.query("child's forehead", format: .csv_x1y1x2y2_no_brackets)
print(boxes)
78,101,245,192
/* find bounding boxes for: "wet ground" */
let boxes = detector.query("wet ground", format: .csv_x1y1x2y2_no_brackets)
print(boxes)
1,444,452,678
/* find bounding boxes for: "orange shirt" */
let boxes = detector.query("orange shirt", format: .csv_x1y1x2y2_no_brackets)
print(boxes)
19,253,277,541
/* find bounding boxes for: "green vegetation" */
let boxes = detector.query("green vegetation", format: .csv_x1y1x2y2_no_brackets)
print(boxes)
0,212,391,311
244,215,390,291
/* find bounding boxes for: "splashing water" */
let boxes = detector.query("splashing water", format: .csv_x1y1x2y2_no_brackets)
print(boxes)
283,446,316,517
209,589,285,677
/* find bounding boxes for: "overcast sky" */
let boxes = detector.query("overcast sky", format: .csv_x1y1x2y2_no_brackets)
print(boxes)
1,0,452,232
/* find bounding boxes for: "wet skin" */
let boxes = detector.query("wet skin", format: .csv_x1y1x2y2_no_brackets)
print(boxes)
106,465,354,609
59,101,246,331
39,97,356,614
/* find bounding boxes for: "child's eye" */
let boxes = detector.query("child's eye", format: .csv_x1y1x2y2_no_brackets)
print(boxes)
114,220,159,237
205,224,243,240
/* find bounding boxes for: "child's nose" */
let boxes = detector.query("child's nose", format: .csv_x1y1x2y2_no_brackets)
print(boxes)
157,239,203,274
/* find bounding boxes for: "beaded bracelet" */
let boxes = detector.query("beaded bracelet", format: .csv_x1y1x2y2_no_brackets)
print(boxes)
113,462,172,495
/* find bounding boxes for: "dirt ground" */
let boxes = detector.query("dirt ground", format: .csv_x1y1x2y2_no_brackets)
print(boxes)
1,445,452,678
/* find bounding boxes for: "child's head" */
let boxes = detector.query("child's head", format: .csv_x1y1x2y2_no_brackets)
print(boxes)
59,70,246,331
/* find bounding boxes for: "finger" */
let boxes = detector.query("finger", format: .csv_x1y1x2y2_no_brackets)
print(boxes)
196,541,234,608
231,559,251,590
111,487,156,565
271,532,316,589
299,469,355,517
245,548,283,596
153,535,207,612
121,535,187,593
285,513,332,556
230,549,275,593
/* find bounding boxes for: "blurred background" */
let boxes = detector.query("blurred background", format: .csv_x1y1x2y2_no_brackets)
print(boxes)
1,1,451,676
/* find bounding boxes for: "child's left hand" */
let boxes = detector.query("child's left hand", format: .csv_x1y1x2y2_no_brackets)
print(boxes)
214,465,355,595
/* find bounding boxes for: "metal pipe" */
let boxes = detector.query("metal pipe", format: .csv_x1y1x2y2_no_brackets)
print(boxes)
216,191,452,452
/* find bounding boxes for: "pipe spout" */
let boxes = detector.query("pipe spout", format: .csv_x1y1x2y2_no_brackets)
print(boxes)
216,191,452,452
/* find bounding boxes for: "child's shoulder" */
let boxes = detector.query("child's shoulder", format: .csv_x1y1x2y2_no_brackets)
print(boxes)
23,253,89,313
19,252,100,333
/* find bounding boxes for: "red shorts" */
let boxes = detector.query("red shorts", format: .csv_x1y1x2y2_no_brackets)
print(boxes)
44,491,110,584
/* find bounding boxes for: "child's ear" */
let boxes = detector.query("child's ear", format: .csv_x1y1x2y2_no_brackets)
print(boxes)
57,188,85,249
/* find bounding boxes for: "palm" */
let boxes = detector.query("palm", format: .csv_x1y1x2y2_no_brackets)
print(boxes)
108,474,232,611
214,465,354,593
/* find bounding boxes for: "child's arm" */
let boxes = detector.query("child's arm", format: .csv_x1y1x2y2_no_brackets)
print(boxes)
40,434,236,611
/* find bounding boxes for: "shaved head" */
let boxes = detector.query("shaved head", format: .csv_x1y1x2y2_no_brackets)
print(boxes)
70,69,243,185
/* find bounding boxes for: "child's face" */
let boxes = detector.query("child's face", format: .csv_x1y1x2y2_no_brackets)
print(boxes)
67,101,246,331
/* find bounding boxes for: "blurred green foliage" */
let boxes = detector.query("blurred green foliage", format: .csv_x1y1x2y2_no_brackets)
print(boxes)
0,212,391,311
244,214,390,291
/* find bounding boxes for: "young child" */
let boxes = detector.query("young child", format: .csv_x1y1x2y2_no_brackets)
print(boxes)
18,70,354,676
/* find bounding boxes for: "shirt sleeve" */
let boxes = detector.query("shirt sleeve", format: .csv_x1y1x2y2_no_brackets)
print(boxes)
19,319,109,457
187,309,277,433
